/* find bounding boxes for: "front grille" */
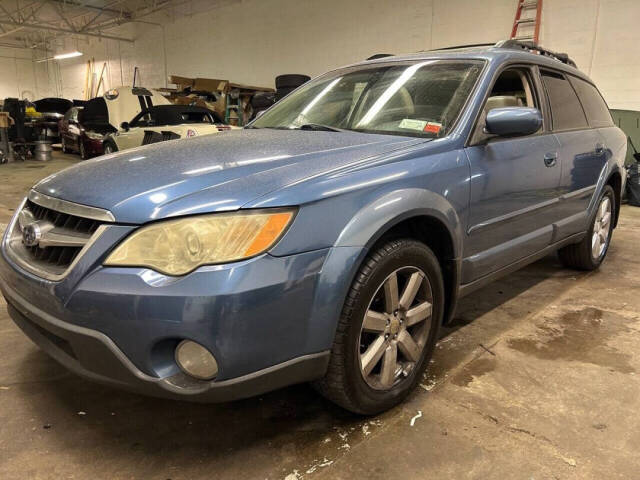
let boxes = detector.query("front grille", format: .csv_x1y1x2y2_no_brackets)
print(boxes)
4,192,113,280
22,199,102,270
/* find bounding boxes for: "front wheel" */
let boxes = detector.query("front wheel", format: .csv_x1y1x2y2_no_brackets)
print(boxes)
79,140,88,160
558,185,615,270
103,140,117,155
314,239,443,415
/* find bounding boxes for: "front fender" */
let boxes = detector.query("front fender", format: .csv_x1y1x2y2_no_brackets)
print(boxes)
334,188,463,257
302,189,463,353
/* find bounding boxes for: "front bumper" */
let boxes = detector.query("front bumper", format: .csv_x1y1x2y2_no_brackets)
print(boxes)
82,136,104,156
3,281,328,401
0,241,365,402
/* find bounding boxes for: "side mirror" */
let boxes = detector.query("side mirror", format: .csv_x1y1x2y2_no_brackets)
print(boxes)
120,122,130,131
485,107,542,137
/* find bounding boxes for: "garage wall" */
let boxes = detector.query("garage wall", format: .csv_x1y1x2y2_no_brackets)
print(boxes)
32,0,640,110
45,0,511,93
0,46,39,101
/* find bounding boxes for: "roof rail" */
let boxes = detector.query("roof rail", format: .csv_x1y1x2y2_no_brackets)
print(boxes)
366,53,394,60
495,39,577,68
429,43,495,52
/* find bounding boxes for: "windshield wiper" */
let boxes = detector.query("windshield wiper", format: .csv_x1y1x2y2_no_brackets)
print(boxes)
298,123,344,132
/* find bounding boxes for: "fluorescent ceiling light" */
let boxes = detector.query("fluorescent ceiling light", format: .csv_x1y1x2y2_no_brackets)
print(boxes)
54,51,83,60
36,51,83,62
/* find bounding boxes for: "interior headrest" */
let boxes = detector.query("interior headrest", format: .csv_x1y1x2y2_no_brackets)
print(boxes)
485,95,520,111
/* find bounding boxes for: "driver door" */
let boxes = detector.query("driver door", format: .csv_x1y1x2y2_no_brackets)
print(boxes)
116,111,151,150
462,65,562,283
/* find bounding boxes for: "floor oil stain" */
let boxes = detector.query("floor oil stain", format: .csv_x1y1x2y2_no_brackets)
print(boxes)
452,357,497,387
507,307,635,374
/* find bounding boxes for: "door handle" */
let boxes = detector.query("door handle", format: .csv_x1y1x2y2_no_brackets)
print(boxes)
595,143,605,154
544,152,558,167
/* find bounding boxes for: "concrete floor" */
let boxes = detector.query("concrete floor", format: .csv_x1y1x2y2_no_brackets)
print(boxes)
1,152,640,479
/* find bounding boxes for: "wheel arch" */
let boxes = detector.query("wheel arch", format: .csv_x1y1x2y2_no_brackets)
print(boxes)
102,137,118,153
334,189,463,326
606,169,622,228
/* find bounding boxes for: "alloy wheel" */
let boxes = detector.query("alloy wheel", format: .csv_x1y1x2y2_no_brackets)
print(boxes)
592,196,612,260
358,266,433,390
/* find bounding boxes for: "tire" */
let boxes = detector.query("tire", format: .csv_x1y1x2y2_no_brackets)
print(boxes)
251,92,276,109
314,238,444,415
79,140,88,160
275,74,310,90
103,140,117,155
558,185,615,270
275,87,297,102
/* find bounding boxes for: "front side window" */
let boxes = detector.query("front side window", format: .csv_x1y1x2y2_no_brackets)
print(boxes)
131,112,153,127
469,66,541,144
568,76,613,128
252,60,483,138
486,68,537,109
541,70,588,131
180,112,214,124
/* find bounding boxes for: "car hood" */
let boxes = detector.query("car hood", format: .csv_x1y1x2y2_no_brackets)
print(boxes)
34,129,423,223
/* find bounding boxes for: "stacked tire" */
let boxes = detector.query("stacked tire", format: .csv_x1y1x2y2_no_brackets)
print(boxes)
275,74,311,101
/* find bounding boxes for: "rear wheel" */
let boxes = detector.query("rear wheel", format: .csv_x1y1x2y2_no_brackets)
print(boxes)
314,239,443,415
558,185,615,270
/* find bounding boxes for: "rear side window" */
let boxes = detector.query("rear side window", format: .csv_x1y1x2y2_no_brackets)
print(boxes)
541,70,588,131
568,76,613,127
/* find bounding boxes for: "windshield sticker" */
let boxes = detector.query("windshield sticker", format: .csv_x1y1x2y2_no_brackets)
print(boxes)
399,119,428,131
424,122,442,134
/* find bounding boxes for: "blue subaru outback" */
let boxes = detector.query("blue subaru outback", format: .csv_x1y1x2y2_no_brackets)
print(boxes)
0,41,626,414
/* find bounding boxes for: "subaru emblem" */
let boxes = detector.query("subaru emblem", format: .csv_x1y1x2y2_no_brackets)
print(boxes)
22,222,41,247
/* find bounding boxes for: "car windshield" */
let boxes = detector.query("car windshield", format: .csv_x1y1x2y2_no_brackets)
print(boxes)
252,60,483,138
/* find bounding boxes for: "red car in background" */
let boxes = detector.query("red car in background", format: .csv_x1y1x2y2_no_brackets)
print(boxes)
58,98,116,159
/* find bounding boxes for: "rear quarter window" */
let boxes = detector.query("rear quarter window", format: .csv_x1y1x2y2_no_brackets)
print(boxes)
541,70,588,131
568,76,613,128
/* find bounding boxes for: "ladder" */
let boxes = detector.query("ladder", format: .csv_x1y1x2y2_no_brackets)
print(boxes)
510,0,543,43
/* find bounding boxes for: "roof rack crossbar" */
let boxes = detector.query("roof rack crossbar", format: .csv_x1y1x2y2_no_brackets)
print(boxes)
495,39,577,68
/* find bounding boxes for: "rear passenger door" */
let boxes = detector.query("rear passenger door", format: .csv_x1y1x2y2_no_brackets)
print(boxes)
463,65,562,283
540,69,607,238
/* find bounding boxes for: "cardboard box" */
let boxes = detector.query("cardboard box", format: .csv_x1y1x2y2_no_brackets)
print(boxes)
0,112,13,128
193,78,230,93
229,82,275,93
168,75,194,90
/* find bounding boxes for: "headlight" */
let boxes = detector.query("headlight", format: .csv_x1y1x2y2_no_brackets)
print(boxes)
85,131,104,140
104,209,295,275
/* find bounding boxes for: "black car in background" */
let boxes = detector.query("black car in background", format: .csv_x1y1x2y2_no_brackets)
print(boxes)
33,98,73,142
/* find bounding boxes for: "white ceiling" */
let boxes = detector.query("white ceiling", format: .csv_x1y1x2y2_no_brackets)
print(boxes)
0,0,195,50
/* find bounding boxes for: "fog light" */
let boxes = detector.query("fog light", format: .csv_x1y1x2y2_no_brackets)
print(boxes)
175,340,218,380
